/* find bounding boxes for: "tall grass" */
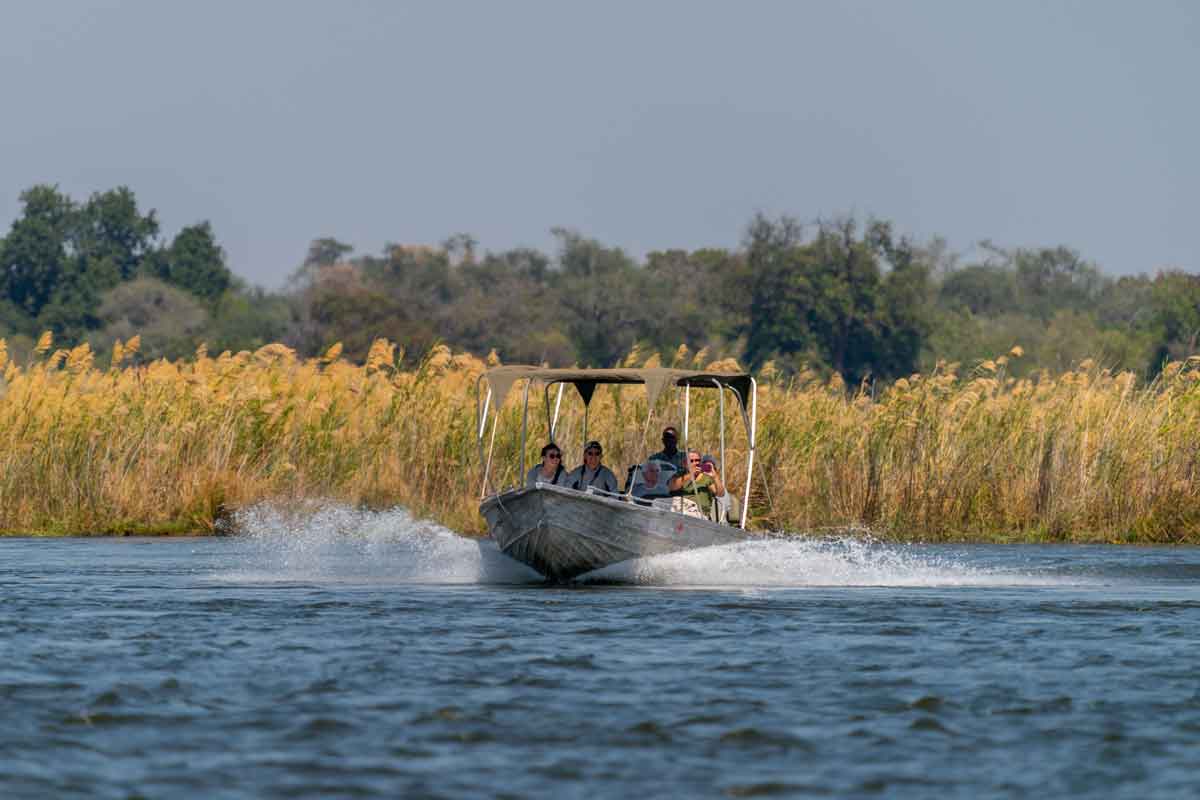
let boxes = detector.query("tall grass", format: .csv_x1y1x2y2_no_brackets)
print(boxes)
1,334,1198,541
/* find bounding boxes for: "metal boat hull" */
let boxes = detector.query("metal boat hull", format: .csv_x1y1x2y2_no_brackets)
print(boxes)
480,484,752,582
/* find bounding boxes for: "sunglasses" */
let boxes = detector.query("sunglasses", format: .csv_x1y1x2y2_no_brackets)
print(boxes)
546,453,561,460
585,450,601,456
688,457,701,463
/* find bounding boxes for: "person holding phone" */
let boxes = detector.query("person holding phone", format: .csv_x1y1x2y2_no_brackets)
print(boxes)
667,448,725,519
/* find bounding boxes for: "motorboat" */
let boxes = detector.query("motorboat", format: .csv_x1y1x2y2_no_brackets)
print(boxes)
476,366,760,581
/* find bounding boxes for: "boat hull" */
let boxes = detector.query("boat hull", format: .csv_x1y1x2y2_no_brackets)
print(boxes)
480,484,751,582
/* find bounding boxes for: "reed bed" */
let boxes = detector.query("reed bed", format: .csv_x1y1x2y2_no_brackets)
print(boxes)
1,334,1198,541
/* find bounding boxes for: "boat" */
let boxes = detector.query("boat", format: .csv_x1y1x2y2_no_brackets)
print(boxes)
475,366,761,581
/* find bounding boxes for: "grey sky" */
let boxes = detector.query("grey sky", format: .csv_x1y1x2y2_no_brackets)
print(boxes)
2,1,1197,286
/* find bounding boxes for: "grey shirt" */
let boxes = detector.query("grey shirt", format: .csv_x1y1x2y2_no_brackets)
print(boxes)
565,464,619,494
526,463,570,488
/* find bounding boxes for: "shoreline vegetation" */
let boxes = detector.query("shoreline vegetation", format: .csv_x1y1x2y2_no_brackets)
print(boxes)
1,334,1198,543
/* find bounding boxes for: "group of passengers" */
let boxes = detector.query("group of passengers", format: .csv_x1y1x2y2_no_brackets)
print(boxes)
526,441,617,492
525,426,728,521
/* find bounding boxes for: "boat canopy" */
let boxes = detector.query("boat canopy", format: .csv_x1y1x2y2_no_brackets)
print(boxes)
480,365,754,413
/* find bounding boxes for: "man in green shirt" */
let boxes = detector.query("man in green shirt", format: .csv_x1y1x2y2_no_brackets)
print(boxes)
667,448,726,519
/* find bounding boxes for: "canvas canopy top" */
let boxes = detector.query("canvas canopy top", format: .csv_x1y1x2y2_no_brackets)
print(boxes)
479,365,753,414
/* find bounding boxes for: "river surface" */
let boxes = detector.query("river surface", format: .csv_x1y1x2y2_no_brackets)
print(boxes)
3,505,1200,799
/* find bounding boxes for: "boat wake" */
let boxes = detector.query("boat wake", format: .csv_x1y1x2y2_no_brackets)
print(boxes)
219,502,541,585
219,503,1081,589
584,535,1077,588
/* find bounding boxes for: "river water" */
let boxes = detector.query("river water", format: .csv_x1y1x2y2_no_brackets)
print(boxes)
3,505,1199,799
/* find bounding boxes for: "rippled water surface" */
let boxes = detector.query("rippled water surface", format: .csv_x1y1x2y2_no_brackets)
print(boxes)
4,507,1200,798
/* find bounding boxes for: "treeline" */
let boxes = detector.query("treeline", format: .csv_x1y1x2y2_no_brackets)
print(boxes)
1,184,1197,380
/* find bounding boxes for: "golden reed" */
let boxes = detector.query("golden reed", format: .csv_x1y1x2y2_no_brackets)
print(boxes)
1,335,1197,541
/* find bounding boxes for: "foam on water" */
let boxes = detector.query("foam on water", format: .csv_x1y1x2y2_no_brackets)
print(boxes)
219,502,1083,588
586,536,1079,588
221,502,541,585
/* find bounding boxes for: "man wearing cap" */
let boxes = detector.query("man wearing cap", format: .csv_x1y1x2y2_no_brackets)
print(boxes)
566,440,619,494
648,426,685,476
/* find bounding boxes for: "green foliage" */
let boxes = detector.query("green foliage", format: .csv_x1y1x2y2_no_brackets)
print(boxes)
549,228,642,367
741,215,933,383
939,264,1017,315
1147,270,1200,371
1012,245,1103,319
289,237,354,289
453,248,573,364
73,186,160,283
3,182,1198,382
0,298,35,338
642,248,735,355
0,185,161,341
307,237,354,269
205,288,293,354
90,277,209,360
151,222,234,302
0,185,75,316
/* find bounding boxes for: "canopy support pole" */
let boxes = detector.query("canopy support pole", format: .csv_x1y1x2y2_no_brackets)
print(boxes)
520,380,531,483
476,377,495,499
683,385,691,452
710,379,726,488
740,377,758,530
478,385,492,439
550,383,564,441
481,410,499,500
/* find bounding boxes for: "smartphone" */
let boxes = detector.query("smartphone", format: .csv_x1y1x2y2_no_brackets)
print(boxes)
700,462,713,473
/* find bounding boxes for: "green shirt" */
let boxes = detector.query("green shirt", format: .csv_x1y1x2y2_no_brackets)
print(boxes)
672,473,717,517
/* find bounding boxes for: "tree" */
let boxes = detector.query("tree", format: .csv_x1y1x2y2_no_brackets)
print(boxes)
206,287,292,353
549,228,642,367
306,237,353,268
1011,245,1105,320
452,248,570,364
1148,270,1200,370
0,298,35,338
90,277,209,360
872,223,933,378
0,185,166,340
286,238,355,290
938,264,1017,316
442,233,478,265
0,185,75,316
73,186,159,284
158,222,234,302
742,214,813,370
643,248,739,357
742,215,932,383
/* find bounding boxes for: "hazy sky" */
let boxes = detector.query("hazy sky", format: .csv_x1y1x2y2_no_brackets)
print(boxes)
2,1,1197,286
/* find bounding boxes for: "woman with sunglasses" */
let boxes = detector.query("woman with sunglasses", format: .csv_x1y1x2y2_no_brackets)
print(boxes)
566,440,619,494
526,443,571,488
